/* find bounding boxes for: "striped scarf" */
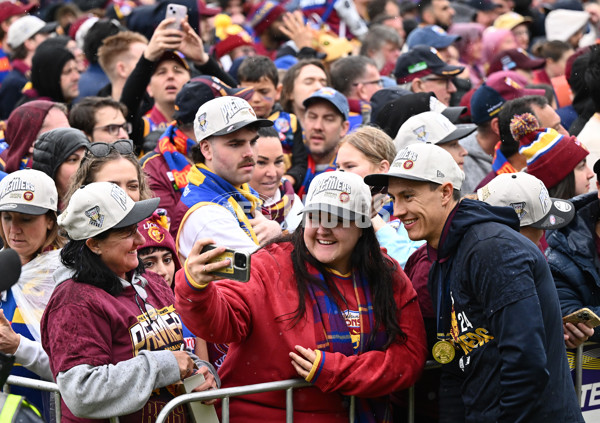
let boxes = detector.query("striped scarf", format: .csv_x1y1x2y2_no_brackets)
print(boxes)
297,154,337,199
307,268,390,422
260,178,295,223
157,124,195,191
491,141,518,175
183,163,261,244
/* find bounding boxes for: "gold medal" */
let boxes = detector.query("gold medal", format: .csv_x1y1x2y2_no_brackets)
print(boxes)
432,340,455,364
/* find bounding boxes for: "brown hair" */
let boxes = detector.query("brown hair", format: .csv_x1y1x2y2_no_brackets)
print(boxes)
280,59,329,113
340,126,396,165
64,149,153,207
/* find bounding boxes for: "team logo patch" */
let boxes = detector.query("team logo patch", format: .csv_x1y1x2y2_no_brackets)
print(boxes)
403,160,414,169
85,206,104,228
549,215,556,225
148,226,164,243
197,113,208,132
23,191,34,201
339,192,350,203
274,117,289,134
510,201,527,220
413,126,428,142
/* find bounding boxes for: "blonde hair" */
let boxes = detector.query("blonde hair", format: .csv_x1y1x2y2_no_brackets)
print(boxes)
0,210,65,259
97,31,148,78
340,126,396,165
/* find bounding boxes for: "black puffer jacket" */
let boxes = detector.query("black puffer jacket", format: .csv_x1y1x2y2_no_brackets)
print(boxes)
32,128,90,178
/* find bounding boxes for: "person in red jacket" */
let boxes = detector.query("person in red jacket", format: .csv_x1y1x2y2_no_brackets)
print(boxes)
175,170,427,422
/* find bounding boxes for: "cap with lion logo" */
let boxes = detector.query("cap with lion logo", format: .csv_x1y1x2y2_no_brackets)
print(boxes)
301,171,372,225
0,169,57,215
193,96,273,143
58,182,159,240
477,172,574,229
365,143,465,189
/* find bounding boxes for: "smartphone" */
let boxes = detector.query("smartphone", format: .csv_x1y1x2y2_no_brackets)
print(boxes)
165,3,188,30
200,244,251,282
563,308,600,328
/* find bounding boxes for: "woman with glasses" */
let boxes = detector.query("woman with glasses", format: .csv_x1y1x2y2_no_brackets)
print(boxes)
66,139,153,204
41,182,219,423
175,171,427,422
0,169,65,419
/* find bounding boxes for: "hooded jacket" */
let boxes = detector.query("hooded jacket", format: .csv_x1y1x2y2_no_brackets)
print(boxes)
546,192,600,342
33,128,90,178
429,198,582,423
30,45,75,103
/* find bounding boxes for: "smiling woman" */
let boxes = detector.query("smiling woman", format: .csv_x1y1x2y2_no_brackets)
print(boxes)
175,170,427,422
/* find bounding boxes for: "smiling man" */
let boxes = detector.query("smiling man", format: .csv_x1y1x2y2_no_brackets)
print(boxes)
297,87,350,198
176,96,280,258
365,142,583,423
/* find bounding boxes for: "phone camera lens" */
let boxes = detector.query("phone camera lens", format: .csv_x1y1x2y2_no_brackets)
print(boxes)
234,253,246,268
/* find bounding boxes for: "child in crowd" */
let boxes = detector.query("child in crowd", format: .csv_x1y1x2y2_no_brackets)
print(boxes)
237,55,307,191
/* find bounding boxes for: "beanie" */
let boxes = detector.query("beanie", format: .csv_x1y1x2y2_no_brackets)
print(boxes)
511,113,588,189
138,211,182,273
248,1,286,36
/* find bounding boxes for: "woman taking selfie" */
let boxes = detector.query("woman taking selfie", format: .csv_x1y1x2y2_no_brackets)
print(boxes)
0,169,64,417
176,171,427,422
41,182,219,422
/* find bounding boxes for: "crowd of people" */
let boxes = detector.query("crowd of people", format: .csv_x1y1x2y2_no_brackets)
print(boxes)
0,0,600,421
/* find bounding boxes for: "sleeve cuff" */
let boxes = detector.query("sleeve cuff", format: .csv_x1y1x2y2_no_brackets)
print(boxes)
305,350,324,383
184,260,210,290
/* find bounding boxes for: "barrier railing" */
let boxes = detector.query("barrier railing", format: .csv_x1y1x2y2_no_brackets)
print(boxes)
2,352,585,423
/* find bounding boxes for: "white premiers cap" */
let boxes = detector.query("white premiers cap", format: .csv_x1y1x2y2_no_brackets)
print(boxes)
0,169,57,214
301,171,372,227
194,96,273,143
7,15,46,49
477,172,575,229
365,143,465,190
58,182,159,240
394,111,476,151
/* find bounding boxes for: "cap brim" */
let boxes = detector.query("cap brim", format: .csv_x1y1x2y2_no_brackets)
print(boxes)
299,203,370,224
435,35,460,49
227,86,254,101
433,64,464,77
438,123,477,144
365,171,431,188
523,57,546,70
441,106,467,123
113,197,160,229
212,118,273,137
0,203,50,215
530,198,575,230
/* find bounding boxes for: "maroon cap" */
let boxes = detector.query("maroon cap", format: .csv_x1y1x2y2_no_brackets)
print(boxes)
198,0,221,16
0,2,35,23
247,1,286,36
487,48,546,76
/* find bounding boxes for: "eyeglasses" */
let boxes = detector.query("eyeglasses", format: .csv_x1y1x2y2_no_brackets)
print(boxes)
93,122,133,136
422,77,454,89
87,139,135,157
353,79,384,87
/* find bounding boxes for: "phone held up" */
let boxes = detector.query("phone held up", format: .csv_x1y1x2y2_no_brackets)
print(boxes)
165,3,188,30
562,307,600,328
200,244,251,282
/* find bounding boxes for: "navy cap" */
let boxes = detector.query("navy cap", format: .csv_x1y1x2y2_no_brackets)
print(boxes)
303,87,350,121
370,86,412,124
468,0,502,11
173,75,254,125
406,25,460,50
393,46,464,83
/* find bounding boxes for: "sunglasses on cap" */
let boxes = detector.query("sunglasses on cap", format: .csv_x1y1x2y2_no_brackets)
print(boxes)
86,139,135,157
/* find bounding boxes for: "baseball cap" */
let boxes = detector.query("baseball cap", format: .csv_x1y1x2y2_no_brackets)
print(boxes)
198,0,222,16
487,48,545,76
493,11,532,30
477,172,574,229
369,86,411,123
0,2,35,23
470,71,545,125
301,171,372,226
0,169,57,215
303,87,350,121
406,25,460,50
394,111,476,150
365,143,465,190
58,182,159,240
393,46,464,83
194,96,273,143
173,76,253,125
154,50,190,73
7,15,47,49
468,0,502,11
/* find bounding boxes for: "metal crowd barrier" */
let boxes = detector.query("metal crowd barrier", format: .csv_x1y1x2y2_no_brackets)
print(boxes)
2,353,585,423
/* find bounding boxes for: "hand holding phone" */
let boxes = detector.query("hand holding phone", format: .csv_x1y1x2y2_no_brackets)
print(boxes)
563,308,600,328
200,244,251,282
165,3,188,30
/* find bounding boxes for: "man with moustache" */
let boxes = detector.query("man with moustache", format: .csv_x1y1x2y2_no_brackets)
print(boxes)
176,96,281,257
297,88,350,198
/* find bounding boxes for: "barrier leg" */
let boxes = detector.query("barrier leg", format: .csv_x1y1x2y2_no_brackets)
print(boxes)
286,387,294,423
54,391,61,423
407,385,415,423
221,396,230,423
576,344,583,402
